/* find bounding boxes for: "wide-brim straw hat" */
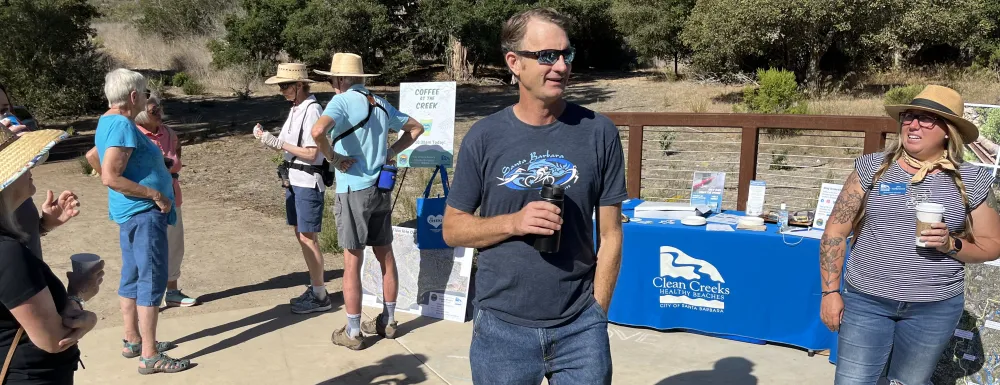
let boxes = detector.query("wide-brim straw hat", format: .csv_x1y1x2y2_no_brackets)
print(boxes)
885,85,978,143
264,63,316,85
0,125,68,191
314,53,380,77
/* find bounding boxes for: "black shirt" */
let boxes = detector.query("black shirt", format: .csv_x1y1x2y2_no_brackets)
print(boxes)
13,199,42,261
0,235,79,384
447,103,628,328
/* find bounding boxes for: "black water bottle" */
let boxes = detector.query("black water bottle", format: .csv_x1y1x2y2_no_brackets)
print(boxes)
533,183,564,253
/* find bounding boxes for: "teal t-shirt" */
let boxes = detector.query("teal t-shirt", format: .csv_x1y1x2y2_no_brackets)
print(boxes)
94,114,176,225
322,85,410,193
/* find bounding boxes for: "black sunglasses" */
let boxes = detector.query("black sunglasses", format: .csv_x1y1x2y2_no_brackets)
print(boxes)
514,47,576,65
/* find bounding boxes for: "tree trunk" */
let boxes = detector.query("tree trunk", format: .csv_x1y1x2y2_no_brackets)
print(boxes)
806,30,836,94
673,52,679,77
447,35,472,81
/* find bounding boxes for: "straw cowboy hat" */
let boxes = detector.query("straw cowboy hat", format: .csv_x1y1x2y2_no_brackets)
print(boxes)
264,63,316,85
314,53,380,77
0,125,67,191
885,85,979,144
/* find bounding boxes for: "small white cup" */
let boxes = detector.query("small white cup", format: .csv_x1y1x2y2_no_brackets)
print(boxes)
70,253,102,274
915,203,945,247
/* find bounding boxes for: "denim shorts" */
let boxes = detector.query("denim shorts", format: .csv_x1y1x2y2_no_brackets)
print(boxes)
286,185,325,233
835,281,964,385
117,209,170,307
470,301,612,385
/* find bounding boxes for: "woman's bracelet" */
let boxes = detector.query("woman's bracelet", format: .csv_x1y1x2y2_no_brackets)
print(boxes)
821,290,840,296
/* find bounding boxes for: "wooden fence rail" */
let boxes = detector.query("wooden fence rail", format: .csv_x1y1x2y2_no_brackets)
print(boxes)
604,112,899,211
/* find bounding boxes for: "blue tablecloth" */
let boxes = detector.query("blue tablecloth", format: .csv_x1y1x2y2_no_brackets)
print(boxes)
609,207,838,354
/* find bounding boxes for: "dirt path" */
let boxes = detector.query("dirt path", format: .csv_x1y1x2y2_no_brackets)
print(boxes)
31,158,346,329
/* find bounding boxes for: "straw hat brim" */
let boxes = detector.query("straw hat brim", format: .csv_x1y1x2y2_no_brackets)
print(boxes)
885,104,979,144
264,76,317,85
313,70,380,77
0,129,69,191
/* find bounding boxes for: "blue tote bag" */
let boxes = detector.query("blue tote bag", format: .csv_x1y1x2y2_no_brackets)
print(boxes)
416,166,450,249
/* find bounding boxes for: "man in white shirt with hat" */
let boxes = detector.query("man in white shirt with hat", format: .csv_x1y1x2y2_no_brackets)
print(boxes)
310,53,425,350
253,63,354,314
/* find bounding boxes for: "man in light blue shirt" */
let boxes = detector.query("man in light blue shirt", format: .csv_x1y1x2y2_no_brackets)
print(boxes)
311,53,424,350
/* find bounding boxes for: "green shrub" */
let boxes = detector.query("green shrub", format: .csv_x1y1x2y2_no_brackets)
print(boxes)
740,68,808,114
884,84,925,105
981,107,1000,144
181,79,205,95
134,0,227,40
172,72,192,88
0,0,109,119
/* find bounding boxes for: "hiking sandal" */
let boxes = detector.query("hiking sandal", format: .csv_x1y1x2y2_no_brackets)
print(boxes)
122,340,177,358
138,353,192,375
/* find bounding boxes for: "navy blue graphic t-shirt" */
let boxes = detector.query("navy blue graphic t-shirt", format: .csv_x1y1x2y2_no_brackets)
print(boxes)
447,102,628,328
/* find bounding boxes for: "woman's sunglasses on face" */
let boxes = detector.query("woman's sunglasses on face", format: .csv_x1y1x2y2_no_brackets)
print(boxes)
514,47,576,66
900,112,943,129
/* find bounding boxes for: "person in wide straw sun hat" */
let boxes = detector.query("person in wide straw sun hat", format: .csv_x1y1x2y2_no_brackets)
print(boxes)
0,124,107,385
309,52,426,351
820,83,1000,384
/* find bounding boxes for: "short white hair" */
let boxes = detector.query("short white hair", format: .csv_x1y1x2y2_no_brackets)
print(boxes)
134,95,163,127
104,68,147,108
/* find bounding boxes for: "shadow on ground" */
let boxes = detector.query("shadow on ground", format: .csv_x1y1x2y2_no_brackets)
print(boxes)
656,357,758,385
173,299,343,360
193,269,344,304
317,354,430,385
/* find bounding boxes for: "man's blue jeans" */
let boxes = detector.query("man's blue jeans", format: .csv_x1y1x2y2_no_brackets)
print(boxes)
835,282,964,385
470,302,612,385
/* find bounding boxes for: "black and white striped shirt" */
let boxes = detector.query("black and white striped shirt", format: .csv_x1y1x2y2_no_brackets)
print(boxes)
846,152,993,302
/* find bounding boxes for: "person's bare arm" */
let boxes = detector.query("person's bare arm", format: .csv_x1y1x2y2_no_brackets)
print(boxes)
85,147,101,176
9,288,79,353
310,115,337,162
100,147,171,212
443,202,562,249
820,170,866,292
388,118,425,158
929,189,1000,263
593,204,623,312
280,143,319,162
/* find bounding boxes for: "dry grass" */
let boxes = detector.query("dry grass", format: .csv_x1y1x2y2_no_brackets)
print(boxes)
93,22,269,97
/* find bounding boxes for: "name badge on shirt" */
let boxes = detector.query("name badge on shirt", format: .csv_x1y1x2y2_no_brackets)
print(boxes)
878,182,908,196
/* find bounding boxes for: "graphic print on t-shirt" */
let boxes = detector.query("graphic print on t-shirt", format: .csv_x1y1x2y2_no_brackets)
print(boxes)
496,151,580,190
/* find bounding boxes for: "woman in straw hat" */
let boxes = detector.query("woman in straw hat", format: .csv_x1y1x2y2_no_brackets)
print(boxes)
0,124,106,384
0,83,83,263
820,85,1000,384
252,63,353,314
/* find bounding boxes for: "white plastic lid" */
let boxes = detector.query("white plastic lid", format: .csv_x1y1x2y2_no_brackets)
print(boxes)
780,203,786,210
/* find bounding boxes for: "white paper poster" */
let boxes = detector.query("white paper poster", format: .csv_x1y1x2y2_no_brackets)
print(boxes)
813,183,843,230
396,82,457,168
746,180,766,216
361,227,474,322
690,171,726,212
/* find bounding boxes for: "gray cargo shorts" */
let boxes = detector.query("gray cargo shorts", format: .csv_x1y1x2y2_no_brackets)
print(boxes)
334,185,393,250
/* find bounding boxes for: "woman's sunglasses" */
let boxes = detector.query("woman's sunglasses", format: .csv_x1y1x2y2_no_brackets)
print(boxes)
514,47,576,65
900,112,943,129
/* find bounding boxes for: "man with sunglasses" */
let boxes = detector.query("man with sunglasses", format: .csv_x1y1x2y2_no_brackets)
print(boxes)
442,7,626,384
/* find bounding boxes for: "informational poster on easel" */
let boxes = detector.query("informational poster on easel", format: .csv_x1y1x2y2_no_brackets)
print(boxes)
361,227,474,322
396,82,457,168
690,171,726,212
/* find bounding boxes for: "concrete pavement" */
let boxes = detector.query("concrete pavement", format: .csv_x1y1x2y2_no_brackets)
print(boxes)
73,305,835,384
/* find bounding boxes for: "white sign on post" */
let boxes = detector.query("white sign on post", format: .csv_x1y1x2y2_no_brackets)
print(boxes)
396,82,457,168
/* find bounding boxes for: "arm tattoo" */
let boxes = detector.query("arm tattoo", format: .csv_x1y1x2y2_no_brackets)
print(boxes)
829,172,864,225
820,234,846,288
987,188,999,214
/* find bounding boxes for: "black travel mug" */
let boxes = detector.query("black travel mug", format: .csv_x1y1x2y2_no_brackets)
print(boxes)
533,183,564,253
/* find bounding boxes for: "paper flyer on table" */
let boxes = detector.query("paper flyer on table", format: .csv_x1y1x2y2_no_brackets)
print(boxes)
690,171,726,212
812,183,843,230
746,180,766,217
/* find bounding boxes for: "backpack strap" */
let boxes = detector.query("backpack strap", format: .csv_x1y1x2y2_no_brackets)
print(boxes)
330,89,388,146
288,100,317,164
